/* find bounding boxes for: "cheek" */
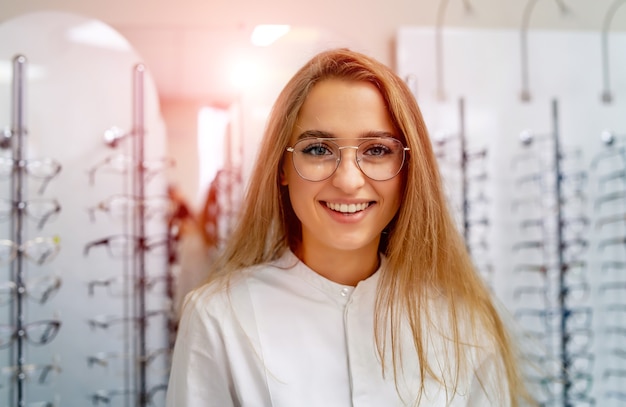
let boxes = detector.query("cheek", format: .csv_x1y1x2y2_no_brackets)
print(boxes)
388,177,404,201
385,179,404,216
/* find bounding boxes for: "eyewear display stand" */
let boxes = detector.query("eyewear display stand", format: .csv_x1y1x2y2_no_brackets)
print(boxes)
132,63,149,407
4,55,63,407
510,100,595,407
590,129,626,405
9,52,28,407
84,64,172,407
0,11,173,406
432,98,493,287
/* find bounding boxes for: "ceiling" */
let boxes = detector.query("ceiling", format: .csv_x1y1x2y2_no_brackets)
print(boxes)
117,24,351,106
2,0,626,105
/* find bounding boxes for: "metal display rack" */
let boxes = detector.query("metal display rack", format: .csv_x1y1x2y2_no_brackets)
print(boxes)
2,55,63,407
432,98,493,286
84,64,173,407
510,100,595,407
589,129,626,405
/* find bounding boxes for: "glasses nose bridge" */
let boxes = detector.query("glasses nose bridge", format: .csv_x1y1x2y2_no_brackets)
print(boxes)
336,145,361,166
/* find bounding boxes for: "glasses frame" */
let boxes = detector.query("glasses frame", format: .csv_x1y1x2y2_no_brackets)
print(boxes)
0,237,61,266
83,234,169,258
0,320,61,349
0,274,62,305
87,194,171,223
285,137,410,182
0,157,62,195
0,198,61,230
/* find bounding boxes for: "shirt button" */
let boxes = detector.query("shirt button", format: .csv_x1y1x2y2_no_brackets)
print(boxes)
340,288,350,297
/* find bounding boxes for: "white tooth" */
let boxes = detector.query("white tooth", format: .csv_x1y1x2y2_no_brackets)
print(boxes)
326,202,370,213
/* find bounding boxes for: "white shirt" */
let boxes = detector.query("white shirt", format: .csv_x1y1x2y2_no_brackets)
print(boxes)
166,251,508,407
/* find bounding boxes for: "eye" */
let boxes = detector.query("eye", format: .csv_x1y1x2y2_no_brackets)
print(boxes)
362,143,392,157
300,142,334,156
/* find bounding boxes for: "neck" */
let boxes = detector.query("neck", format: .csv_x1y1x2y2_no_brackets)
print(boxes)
298,244,380,286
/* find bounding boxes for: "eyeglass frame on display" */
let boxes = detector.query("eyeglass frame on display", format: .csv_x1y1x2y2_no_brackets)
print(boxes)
0,320,61,349
0,274,62,305
0,236,61,266
0,198,61,230
0,157,62,195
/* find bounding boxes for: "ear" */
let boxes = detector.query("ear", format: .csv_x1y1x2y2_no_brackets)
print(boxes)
280,166,288,186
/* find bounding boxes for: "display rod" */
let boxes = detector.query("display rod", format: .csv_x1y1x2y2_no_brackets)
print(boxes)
549,99,570,405
10,54,27,407
132,63,149,407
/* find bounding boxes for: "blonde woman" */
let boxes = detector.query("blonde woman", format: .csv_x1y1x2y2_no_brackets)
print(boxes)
166,48,530,406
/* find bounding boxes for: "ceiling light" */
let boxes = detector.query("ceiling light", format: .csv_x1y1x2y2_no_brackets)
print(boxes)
250,25,290,47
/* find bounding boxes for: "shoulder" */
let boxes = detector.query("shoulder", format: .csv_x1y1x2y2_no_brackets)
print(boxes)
181,251,300,322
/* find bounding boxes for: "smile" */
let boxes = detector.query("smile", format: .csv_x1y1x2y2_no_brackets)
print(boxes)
325,202,371,213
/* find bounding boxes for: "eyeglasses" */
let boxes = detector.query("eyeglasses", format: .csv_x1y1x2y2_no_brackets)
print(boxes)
603,368,626,379
512,237,588,256
0,198,61,229
513,284,590,304
605,390,626,402
87,309,171,338
285,137,409,181
86,154,175,186
515,307,593,331
0,274,62,305
599,236,626,251
87,347,171,375
0,320,61,348
0,157,62,195
87,194,171,223
83,235,169,258
2,359,62,385
23,402,57,407
87,274,168,298
0,236,61,266
605,325,626,338
89,384,167,406
531,373,594,401
519,215,589,235
595,190,626,210
601,260,626,273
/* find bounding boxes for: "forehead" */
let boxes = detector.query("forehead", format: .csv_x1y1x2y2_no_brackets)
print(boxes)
292,79,395,139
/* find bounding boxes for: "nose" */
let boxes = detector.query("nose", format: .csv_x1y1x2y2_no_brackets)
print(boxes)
331,147,365,191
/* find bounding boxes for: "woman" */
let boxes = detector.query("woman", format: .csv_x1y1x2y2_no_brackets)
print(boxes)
166,48,529,406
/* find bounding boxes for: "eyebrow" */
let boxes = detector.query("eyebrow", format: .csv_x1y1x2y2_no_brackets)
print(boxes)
296,130,397,140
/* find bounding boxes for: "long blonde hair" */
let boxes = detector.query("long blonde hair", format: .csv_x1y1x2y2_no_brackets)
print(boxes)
199,48,529,406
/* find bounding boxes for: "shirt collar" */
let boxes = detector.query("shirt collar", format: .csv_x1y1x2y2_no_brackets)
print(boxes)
270,250,385,305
